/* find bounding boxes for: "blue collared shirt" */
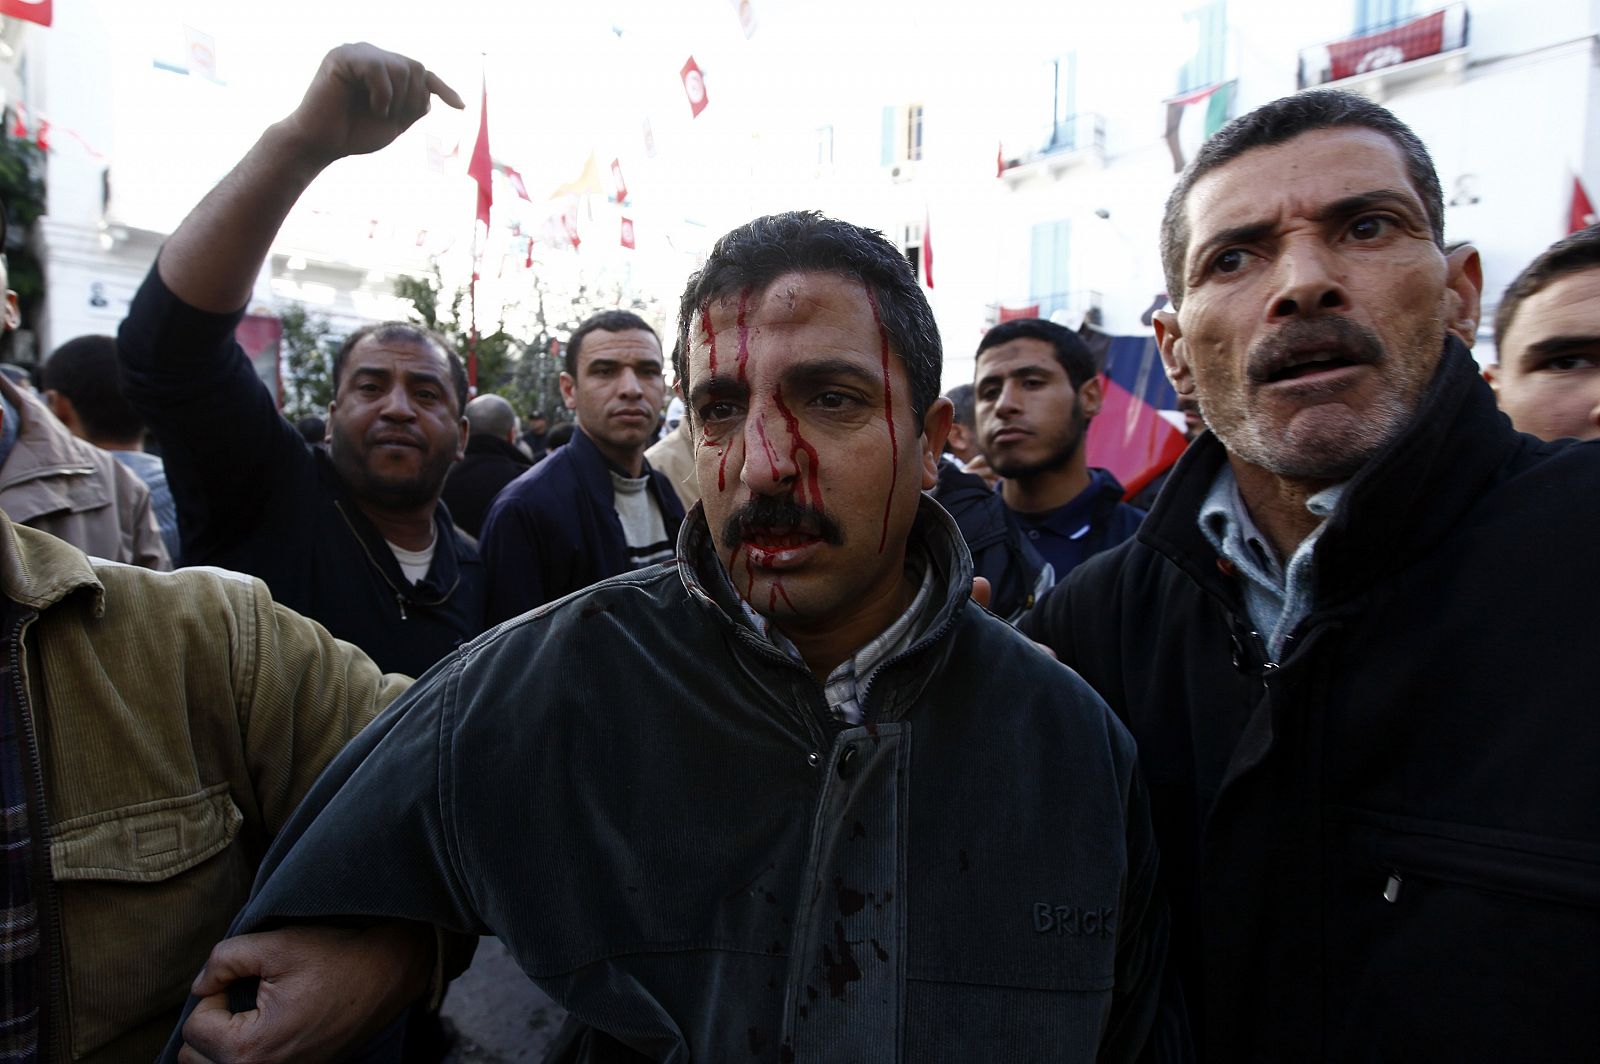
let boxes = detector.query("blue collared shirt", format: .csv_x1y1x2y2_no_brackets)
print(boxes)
1198,465,1346,661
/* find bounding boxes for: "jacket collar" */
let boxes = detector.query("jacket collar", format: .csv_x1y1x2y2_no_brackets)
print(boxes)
464,433,532,465
675,495,977,704
317,449,464,605
0,375,114,524
1139,337,1516,605
0,507,105,617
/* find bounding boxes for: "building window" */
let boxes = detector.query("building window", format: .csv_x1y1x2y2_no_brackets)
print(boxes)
1176,0,1228,95
1029,219,1071,317
1355,0,1414,33
906,105,925,162
816,125,834,166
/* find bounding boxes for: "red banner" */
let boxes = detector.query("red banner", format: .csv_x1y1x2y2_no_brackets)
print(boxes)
0,1,52,28
1327,10,1445,81
467,81,493,228
997,304,1040,323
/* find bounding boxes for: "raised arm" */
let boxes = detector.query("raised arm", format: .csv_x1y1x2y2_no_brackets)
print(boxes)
159,43,463,313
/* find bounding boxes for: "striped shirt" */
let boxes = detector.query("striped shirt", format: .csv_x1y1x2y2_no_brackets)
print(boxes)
1,601,40,1061
611,470,675,571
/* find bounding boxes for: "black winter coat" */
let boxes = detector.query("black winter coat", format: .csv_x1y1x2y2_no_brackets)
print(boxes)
1023,340,1600,1062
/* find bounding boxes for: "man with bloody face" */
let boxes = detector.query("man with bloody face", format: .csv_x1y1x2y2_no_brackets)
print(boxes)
170,211,1176,1063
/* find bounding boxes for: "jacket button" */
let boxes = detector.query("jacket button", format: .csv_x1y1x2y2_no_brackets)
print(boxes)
807,752,820,768
837,745,858,779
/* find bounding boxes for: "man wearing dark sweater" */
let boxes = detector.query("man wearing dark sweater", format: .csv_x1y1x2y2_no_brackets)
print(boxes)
118,45,484,675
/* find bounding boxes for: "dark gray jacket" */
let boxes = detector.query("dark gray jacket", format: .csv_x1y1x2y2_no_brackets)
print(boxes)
1024,340,1600,1062
172,499,1175,1062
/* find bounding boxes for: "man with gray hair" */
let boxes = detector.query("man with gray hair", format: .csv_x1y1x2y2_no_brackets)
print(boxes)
440,393,531,538
1023,90,1599,1059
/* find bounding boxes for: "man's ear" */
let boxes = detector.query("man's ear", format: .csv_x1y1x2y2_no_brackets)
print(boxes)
918,397,954,489
1153,308,1196,396
43,389,72,423
1444,244,1484,348
1482,361,1500,398
2,291,19,333
456,416,470,460
1077,374,1104,418
559,371,578,412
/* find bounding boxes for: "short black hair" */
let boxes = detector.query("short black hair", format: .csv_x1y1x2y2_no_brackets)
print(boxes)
944,383,975,430
1494,225,1600,349
39,334,147,441
566,310,658,377
294,415,326,444
975,318,1097,389
1160,89,1444,308
673,210,941,429
333,323,467,412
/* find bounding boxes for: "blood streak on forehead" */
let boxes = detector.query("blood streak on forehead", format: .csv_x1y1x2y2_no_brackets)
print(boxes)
862,284,899,554
699,304,718,378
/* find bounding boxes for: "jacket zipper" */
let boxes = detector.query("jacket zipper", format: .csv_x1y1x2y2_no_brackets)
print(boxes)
333,501,461,619
10,611,64,1060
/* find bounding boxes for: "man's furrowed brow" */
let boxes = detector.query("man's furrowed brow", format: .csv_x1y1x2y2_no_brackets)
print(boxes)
1523,335,1600,361
1191,220,1277,269
784,357,882,391
1312,189,1426,226
688,374,748,408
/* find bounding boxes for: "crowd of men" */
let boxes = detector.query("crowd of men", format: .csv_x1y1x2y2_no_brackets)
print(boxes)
0,38,1594,1064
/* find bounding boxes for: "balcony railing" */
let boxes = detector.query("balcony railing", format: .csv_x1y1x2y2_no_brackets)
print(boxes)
988,289,1103,328
999,113,1106,175
1298,3,1469,89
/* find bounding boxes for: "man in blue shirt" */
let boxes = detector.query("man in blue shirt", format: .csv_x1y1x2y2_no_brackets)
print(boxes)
933,319,1143,619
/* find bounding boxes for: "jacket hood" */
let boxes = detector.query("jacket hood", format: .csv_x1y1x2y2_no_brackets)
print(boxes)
0,507,105,616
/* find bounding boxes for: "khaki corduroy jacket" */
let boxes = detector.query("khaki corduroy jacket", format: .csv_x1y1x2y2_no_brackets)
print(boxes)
0,510,409,1061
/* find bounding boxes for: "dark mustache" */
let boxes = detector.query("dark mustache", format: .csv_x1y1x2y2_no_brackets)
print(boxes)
721,495,844,550
1247,317,1384,382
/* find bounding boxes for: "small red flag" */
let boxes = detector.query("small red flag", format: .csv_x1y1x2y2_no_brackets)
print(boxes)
922,209,934,289
562,212,582,250
0,1,52,28
610,158,628,204
620,218,636,250
467,79,493,229
680,57,709,118
997,141,1005,178
1571,177,1597,233
497,162,532,202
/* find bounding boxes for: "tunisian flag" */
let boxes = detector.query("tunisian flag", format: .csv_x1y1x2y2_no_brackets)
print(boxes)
680,57,709,117
467,79,493,229
0,1,51,27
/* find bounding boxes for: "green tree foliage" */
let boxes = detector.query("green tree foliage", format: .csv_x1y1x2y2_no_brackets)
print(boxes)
0,119,48,352
393,264,563,420
278,303,337,421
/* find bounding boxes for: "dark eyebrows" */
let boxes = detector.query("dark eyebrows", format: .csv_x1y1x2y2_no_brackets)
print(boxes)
784,357,881,392
1522,335,1600,362
1188,221,1277,279
688,374,748,410
1311,189,1425,227
974,361,1058,393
